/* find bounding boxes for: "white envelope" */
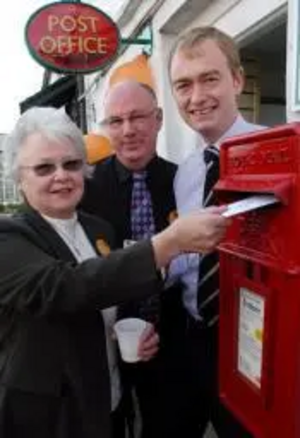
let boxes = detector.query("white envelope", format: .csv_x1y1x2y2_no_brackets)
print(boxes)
222,194,280,218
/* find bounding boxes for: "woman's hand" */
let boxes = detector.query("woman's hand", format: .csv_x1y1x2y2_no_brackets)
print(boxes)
138,323,159,361
152,206,230,268
169,206,229,254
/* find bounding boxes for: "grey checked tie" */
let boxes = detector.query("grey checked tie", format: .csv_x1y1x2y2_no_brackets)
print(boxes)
197,146,220,326
131,171,160,325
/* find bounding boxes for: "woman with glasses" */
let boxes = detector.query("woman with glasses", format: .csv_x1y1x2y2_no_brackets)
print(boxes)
0,107,228,438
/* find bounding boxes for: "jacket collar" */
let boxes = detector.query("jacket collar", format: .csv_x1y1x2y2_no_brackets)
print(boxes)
20,207,78,262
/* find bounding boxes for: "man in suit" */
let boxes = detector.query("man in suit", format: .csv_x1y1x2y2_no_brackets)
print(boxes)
166,26,266,437
81,80,183,438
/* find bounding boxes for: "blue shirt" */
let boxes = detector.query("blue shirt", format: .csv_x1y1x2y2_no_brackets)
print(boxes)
170,115,265,319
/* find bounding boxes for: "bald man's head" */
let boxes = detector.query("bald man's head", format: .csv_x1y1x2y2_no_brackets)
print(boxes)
101,80,162,171
103,80,157,115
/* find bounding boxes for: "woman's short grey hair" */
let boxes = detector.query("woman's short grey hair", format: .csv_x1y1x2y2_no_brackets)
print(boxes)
4,106,87,181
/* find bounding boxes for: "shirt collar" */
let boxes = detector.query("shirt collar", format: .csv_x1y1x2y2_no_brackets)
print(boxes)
42,212,78,234
216,114,247,148
114,155,159,183
114,158,131,183
201,113,245,151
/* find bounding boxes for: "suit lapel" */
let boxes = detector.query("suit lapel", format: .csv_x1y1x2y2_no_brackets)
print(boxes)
147,157,177,232
24,209,109,261
22,208,77,263
112,159,131,241
78,211,115,258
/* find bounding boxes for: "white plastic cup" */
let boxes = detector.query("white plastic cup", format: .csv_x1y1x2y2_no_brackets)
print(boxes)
114,318,147,363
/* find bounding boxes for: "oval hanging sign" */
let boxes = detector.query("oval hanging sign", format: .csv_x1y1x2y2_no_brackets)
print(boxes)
25,1,120,74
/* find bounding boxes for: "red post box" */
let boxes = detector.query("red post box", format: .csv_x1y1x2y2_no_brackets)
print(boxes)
215,123,300,438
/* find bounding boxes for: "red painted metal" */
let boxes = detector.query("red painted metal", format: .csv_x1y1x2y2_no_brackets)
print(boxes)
216,123,300,437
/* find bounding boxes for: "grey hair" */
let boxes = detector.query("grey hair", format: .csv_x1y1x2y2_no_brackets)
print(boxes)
4,106,87,182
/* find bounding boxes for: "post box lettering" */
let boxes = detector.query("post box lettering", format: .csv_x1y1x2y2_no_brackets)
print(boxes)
228,141,292,174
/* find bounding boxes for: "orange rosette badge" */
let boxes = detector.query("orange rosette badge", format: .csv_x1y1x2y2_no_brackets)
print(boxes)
96,239,111,256
168,210,178,224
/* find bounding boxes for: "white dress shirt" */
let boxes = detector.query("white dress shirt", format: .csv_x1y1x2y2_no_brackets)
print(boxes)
43,213,122,411
170,115,265,319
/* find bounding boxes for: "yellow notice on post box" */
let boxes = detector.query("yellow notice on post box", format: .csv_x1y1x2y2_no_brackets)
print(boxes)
237,287,265,388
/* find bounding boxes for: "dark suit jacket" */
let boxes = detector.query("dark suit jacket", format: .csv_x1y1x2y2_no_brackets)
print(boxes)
81,155,183,325
0,208,162,438
81,155,177,245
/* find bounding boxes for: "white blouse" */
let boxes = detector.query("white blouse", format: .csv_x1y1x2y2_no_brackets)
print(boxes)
43,213,121,411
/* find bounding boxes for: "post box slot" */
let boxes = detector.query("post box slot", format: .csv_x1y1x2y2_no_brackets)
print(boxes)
214,176,292,206
219,190,281,202
215,190,284,209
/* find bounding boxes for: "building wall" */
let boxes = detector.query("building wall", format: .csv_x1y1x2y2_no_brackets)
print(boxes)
0,135,21,205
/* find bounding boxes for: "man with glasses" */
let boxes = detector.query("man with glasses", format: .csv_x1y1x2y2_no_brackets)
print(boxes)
81,80,183,438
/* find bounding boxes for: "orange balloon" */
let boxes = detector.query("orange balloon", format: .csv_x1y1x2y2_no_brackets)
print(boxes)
109,53,155,90
84,134,113,164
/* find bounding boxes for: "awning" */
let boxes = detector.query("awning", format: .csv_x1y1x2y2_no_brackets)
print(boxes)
19,76,77,113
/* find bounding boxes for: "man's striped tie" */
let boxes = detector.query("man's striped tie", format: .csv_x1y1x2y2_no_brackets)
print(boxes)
197,146,220,326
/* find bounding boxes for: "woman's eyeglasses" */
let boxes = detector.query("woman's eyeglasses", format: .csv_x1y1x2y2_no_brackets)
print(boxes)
21,159,84,177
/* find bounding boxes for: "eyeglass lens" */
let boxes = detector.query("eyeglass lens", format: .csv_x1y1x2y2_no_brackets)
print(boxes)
32,159,84,177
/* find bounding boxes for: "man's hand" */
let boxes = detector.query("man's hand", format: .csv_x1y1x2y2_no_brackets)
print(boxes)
138,323,159,361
